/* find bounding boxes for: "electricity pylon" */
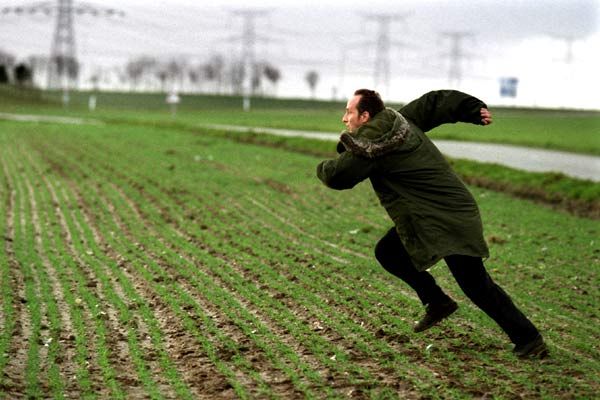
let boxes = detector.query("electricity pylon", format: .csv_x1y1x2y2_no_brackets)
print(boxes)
1,0,123,98
440,31,473,88
229,9,271,111
364,13,410,96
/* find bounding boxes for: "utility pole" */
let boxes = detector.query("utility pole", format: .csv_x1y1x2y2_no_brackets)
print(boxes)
230,9,271,111
364,13,409,97
440,31,473,88
1,1,123,105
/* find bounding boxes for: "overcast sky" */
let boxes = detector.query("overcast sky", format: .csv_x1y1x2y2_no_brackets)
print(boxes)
1,0,599,109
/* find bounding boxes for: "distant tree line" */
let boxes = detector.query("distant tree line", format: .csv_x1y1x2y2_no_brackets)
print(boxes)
0,49,33,86
0,48,321,98
121,55,283,96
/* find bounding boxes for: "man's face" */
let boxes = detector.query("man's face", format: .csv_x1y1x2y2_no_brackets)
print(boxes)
342,95,370,133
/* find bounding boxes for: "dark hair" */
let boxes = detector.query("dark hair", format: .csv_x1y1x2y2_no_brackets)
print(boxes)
354,89,385,117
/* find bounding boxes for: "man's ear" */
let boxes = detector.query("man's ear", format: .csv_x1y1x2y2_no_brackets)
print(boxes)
360,111,371,123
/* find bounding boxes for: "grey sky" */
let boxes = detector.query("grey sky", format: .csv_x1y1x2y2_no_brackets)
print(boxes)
1,0,598,108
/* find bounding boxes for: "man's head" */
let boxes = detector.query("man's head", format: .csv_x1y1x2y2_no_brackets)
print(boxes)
342,89,385,133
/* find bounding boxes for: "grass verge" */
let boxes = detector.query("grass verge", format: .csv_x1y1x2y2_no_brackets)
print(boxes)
2,86,599,155
126,119,600,219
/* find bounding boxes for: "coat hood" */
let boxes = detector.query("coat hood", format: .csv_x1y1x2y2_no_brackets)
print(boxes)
340,108,410,158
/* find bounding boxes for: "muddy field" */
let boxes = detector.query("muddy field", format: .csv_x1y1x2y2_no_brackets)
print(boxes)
0,120,598,399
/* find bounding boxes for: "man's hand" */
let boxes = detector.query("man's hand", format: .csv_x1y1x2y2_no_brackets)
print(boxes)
480,108,493,125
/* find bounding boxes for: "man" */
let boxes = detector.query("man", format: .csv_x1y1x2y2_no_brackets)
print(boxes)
316,89,548,358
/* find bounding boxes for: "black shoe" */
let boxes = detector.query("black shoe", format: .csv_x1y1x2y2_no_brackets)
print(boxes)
513,335,549,359
413,300,458,333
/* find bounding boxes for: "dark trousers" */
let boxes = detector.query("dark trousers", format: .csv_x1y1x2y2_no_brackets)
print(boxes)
374,227,540,345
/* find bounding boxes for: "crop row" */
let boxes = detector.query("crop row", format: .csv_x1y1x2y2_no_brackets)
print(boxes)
30,126,411,396
1,122,598,399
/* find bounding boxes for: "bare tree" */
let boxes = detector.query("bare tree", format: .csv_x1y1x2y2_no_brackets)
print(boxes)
203,55,225,94
0,49,16,68
0,65,8,84
165,58,186,91
14,64,33,86
125,59,144,91
229,61,245,95
263,64,281,96
305,70,319,99
157,69,168,92
188,68,200,93
27,55,49,87
89,72,100,91
125,56,158,91
0,49,16,83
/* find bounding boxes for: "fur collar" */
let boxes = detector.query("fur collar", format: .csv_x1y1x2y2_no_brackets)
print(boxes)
340,108,410,158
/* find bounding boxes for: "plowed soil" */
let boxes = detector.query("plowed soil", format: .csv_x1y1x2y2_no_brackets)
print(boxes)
0,121,598,399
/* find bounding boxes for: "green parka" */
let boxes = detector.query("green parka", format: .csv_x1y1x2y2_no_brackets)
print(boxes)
317,90,490,271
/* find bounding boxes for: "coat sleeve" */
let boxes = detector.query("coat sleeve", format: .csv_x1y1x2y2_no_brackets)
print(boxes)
316,151,374,190
398,90,487,133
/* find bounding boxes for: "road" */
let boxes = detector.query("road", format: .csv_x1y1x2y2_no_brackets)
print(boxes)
1,113,597,182
201,124,600,182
